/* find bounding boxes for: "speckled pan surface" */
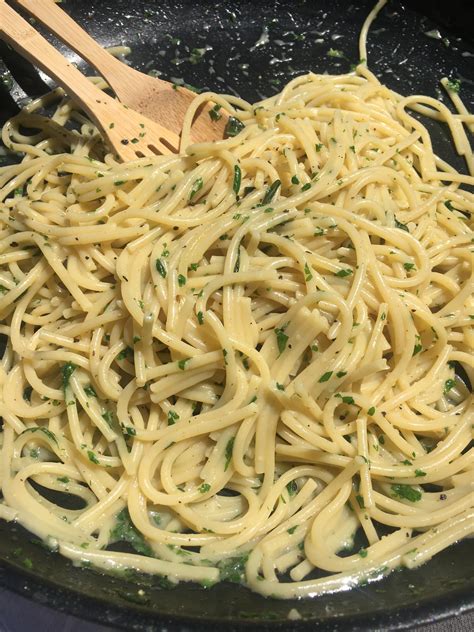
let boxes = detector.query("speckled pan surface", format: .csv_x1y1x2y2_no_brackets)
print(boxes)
0,1,473,630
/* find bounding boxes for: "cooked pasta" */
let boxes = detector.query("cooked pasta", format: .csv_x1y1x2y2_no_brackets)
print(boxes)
0,2,472,599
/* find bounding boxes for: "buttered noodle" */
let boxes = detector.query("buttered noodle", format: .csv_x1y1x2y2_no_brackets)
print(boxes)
0,2,473,599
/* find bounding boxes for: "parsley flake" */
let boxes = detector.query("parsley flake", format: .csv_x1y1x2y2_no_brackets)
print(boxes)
224,437,235,471
391,484,422,502
190,177,203,200
319,371,333,383
275,325,289,354
156,258,167,278
233,165,241,195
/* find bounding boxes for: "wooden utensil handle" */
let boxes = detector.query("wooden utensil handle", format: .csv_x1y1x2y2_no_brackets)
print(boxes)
13,0,167,94
14,0,125,80
0,0,116,125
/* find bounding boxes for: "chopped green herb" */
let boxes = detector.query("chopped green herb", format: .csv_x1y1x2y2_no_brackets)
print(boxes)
401,459,413,466
359,548,368,558
315,143,323,152
156,258,167,278
275,325,289,354
276,382,285,391
318,371,333,383
233,164,241,195
350,58,366,71
177,274,186,288
328,48,344,58
287,525,298,535
117,346,133,361
444,378,456,395
224,116,245,138
197,311,204,325
0,285,8,294
84,384,97,397
413,342,423,356
446,78,461,93
304,263,313,282
368,406,376,416
262,180,281,205
209,104,222,121
301,183,311,192
415,469,426,477
335,268,352,278
189,47,207,64
199,483,211,494
231,243,240,273
286,480,298,496
355,494,365,509
403,262,415,271
110,508,153,556
224,437,235,471
291,175,300,184
114,180,126,186
21,427,58,445
391,484,422,502
23,386,33,402
87,450,100,465
101,410,115,428
218,554,248,583
336,371,347,378
57,476,70,484
61,362,77,391
167,410,180,425
394,217,409,232
23,558,33,569
336,394,355,405
190,177,203,200
178,358,189,370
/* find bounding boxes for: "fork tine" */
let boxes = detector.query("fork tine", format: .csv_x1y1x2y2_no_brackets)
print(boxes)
89,97,180,160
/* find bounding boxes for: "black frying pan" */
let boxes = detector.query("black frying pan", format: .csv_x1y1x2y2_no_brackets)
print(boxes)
0,1,473,630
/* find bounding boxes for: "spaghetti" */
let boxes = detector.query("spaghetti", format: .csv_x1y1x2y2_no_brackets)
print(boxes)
0,2,472,599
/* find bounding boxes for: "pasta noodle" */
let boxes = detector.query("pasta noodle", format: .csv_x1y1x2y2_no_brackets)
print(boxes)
0,1,472,599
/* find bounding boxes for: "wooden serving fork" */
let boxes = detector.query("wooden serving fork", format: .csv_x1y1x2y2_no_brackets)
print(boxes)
0,0,182,160
14,0,228,144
